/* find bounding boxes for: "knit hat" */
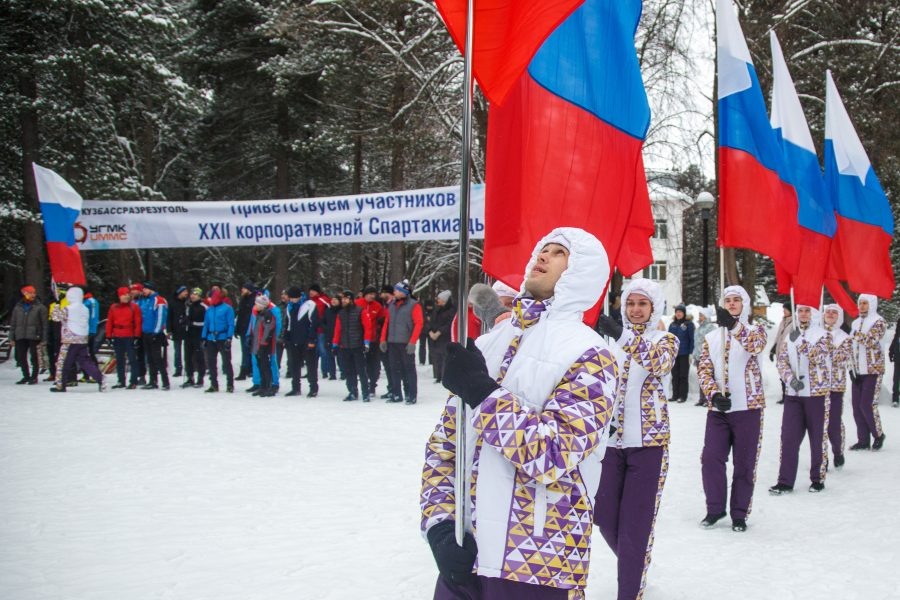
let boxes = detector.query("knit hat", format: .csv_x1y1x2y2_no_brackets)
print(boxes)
286,286,303,299
175,285,188,296
130,283,144,292
191,287,203,296
342,289,354,299
437,290,452,303
143,281,156,291
20,285,36,295
674,303,686,314
117,286,130,297
242,281,256,292
394,279,411,296
255,295,270,310
308,283,322,294
380,284,394,294
362,285,378,296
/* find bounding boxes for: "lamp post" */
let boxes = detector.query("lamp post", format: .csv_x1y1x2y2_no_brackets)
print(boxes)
695,192,715,306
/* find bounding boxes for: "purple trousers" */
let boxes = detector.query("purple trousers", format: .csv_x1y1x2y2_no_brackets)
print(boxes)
56,344,104,389
777,395,828,486
851,374,884,445
828,391,846,460
701,409,763,520
433,575,574,600
594,445,668,600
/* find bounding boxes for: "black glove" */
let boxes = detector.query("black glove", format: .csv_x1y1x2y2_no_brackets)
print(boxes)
788,375,805,392
716,307,737,330
711,392,731,412
849,371,858,385
427,520,477,585
768,350,775,362
788,328,801,342
442,342,498,409
596,314,623,340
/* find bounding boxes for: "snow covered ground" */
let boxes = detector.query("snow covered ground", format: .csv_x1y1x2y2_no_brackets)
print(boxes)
1,342,898,600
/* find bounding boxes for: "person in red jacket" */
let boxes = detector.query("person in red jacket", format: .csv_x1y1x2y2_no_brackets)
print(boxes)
360,285,386,397
105,287,143,389
379,279,424,404
308,283,334,379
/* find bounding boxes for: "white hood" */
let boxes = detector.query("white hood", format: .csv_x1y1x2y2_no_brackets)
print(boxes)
64,286,90,337
620,278,665,328
721,285,751,325
519,227,610,319
855,293,882,332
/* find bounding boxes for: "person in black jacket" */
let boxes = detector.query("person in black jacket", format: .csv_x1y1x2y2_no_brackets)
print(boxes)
332,291,372,402
168,286,189,377
235,281,256,381
890,316,900,408
420,299,434,366
284,286,319,397
323,295,342,380
182,288,207,388
667,303,695,403
428,290,455,383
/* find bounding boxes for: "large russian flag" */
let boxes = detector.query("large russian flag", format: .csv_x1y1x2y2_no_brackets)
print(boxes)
478,0,654,295
824,71,895,299
768,32,835,308
716,0,800,273
33,163,86,285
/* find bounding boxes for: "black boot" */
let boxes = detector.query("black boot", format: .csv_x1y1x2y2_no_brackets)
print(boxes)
731,519,747,532
700,512,727,528
768,483,793,495
873,434,886,450
235,367,249,381
181,378,195,388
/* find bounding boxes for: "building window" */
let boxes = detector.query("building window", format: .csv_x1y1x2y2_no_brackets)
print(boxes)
643,261,667,281
653,219,668,240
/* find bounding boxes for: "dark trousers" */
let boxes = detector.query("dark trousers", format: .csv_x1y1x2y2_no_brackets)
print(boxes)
340,347,370,398
381,347,394,394
701,409,763,520
317,333,335,378
142,333,169,387
258,346,273,390
14,339,40,379
172,336,184,372
672,354,690,401
134,336,147,379
851,374,884,445
185,336,206,382
277,340,286,373
57,344,104,389
432,339,449,381
419,334,428,365
48,337,60,378
388,342,417,400
287,343,319,394
112,338,138,385
433,574,570,600
892,362,900,402
595,445,668,600
777,395,828,486
239,333,251,371
365,345,381,394
828,391,846,460
205,339,234,388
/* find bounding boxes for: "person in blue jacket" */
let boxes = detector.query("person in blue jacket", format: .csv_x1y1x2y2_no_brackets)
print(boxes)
201,288,235,393
83,288,100,367
139,282,170,390
668,303,695,403
284,286,319,397
247,291,281,394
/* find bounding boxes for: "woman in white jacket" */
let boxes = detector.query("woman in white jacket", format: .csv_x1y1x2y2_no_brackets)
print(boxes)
849,294,887,451
594,278,678,600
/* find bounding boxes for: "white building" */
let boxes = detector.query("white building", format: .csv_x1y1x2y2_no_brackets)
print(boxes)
621,175,694,313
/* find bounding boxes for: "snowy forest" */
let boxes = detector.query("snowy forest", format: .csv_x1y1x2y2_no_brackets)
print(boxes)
1,0,897,313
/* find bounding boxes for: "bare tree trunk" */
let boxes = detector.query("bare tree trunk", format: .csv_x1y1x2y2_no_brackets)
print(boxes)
740,250,757,306
273,99,291,296
388,61,407,284
350,132,363,291
722,247,739,286
19,71,44,289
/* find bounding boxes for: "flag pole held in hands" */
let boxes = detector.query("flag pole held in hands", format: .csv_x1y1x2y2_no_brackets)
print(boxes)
453,0,475,547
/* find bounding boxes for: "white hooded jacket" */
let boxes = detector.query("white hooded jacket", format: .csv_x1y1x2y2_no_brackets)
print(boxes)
851,294,887,375
56,287,90,343
698,285,768,412
608,278,678,448
420,228,619,591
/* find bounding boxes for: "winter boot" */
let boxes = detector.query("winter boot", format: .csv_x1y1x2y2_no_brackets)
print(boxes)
873,434,886,450
181,378,195,388
834,455,845,469
700,512,727,528
246,385,260,393
285,389,301,397
141,382,159,390
205,384,219,393
16,377,28,385
768,483,793,495
307,388,318,398
112,382,127,389
235,367,248,381
849,442,870,451
50,385,66,393
343,393,358,402
193,378,204,389
808,482,825,493
226,385,234,393
173,369,182,378
731,519,747,532
405,396,417,405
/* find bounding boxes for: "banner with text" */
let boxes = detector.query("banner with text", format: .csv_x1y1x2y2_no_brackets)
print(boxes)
76,185,485,250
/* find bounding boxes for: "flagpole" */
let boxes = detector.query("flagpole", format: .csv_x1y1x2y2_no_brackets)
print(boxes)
719,247,727,394
453,0,475,547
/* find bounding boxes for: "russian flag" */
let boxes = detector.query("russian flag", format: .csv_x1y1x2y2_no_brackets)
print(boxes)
33,163,86,285
478,0,654,297
716,0,800,273
825,71,895,299
768,32,835,308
